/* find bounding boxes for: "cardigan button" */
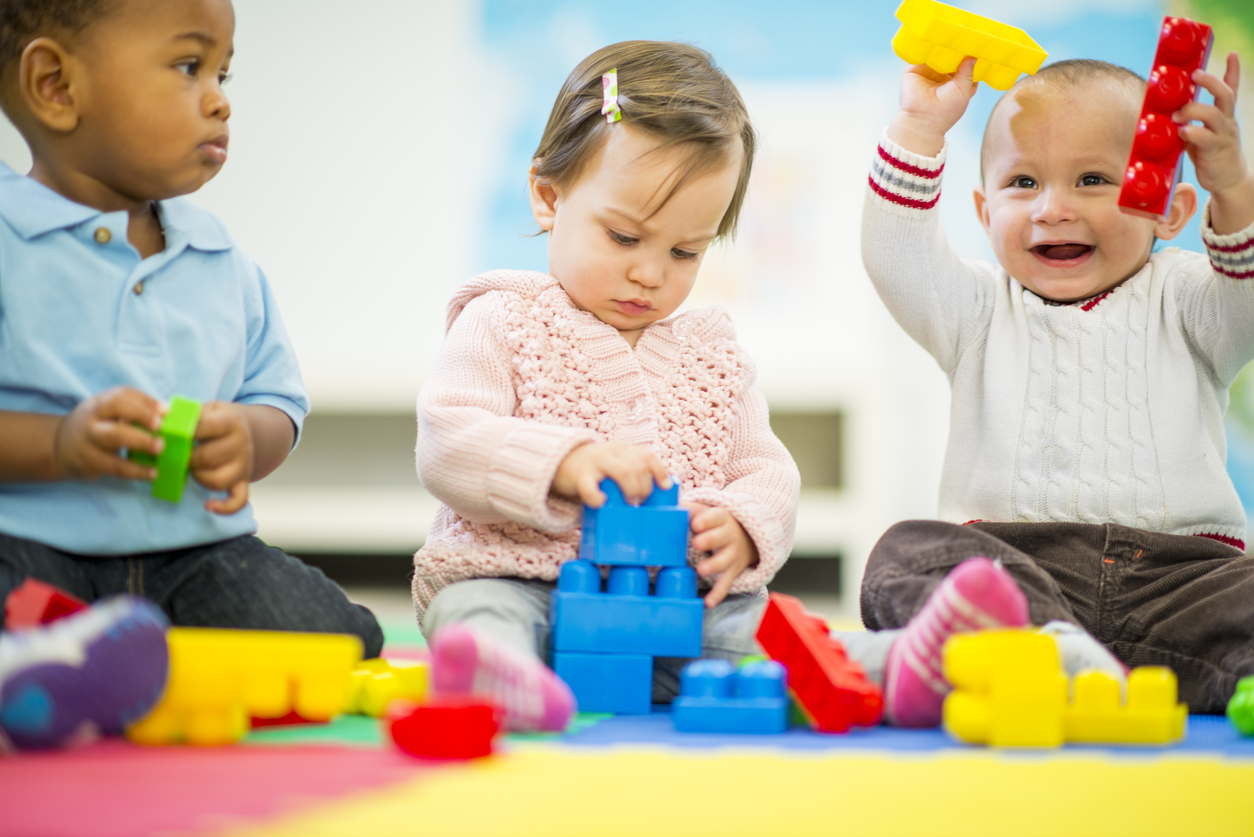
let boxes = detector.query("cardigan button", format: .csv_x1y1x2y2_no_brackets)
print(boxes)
628,399,645,420
94,227,112,244
672,317,692,340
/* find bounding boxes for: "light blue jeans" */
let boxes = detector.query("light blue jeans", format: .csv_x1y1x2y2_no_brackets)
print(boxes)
423,576,767,703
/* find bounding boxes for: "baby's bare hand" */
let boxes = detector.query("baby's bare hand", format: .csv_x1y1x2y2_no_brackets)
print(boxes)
54,386,163,482
889,57,979,156
1178,53,1250,197
552,442,671,508
189,401,252,515
684,501,759,608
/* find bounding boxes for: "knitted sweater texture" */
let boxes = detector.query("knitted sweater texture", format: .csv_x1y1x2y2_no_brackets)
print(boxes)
412,270,800,613
864,133,1254,548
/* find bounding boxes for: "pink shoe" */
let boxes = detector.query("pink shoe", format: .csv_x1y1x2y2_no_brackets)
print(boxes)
430,624,574,732
884,557,1028,727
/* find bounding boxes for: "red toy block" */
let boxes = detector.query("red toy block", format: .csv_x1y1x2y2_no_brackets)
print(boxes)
4,578,88,630
1118,16,1214,220
754,593,883,733
388,696,501,759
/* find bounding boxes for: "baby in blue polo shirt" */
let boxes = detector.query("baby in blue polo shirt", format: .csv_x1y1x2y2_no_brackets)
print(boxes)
0,0,382,746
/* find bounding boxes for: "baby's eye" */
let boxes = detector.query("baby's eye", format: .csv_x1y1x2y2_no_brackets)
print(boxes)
219,71,233,85
1011,176,1037,189
671,248,699,262
1079,174,1106,187
608,230,638,247
175,59,200,77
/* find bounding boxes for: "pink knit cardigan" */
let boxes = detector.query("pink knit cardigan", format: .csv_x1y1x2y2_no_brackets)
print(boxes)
411,270,800,614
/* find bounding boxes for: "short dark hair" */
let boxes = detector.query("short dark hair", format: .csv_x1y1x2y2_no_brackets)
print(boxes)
533,41,756,240
980,59,1146,183
0,0,116,116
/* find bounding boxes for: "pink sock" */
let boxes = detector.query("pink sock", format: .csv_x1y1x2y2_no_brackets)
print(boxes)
430,623,575,732
884,557,1029,728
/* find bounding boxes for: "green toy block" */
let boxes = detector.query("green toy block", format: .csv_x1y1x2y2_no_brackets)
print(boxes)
128,395,201,503
1227,676,1254,736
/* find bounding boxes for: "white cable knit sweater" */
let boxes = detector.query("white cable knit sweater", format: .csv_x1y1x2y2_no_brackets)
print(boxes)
412,270,800,613
864,133,1254,548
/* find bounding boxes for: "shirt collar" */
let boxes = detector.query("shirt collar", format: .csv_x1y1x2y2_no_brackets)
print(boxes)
0,159,232,252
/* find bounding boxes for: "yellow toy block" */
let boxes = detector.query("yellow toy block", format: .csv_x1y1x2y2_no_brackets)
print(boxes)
1065,667,1186,744
943,630,1187,747
344,658,429,718
943,630,1068,747
127,628,363,746
892,0,1048,91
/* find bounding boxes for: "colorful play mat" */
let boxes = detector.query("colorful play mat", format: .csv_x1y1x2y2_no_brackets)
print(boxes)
4,621,1253,837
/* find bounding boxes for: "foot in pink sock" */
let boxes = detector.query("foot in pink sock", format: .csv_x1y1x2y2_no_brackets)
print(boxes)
884,557,1028,727
430,624,575,732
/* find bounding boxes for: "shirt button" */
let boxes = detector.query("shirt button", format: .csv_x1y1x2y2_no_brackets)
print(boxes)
94,227,111,244
133,281,144,296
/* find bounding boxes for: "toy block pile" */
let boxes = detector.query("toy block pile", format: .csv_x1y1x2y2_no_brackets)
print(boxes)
943,629,1187,747
550,478,704,714
1119,16,1214,220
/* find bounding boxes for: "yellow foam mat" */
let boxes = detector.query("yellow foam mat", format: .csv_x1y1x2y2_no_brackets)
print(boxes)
221,747,1253,836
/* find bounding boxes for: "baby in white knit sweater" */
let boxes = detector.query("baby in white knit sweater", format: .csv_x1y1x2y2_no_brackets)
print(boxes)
854,48,1254,722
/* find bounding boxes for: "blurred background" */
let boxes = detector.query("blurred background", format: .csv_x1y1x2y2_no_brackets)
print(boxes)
2,0,1251,619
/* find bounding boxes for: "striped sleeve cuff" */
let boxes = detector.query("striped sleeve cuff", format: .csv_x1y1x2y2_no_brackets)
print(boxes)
867,129,947,211
1201,202,1254,280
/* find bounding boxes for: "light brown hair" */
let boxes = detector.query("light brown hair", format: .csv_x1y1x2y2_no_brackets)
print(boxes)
980,58,1146,182
532,40,755,239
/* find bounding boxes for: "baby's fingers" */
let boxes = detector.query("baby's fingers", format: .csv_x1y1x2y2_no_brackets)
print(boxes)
206,481,249,515
576,472,608,508
702,558,738,609
81,445,157,482
87,419,165,459
1189,66,1238,119
94,387,164,431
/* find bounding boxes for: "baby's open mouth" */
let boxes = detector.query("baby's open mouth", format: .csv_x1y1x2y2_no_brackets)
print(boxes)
1032,243,1093,261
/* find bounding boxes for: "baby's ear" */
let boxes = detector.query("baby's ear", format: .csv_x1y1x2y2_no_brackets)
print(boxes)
528,163,558,232
1154,182,1198,241
19,37,80,133
973,186,992,235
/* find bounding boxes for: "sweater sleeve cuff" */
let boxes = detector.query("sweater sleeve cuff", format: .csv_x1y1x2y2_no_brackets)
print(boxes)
682,487,792,594
1201,201,1254,280
486,423,598,533
866,128,947,212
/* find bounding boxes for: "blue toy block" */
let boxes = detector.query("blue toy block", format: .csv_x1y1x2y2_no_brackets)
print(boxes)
550,561,704,657
579,478,689,567
672,658,789,734
552,651,652,715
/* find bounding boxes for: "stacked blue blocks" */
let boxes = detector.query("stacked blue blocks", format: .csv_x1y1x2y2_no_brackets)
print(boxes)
673,658,789,734
551,479,703,715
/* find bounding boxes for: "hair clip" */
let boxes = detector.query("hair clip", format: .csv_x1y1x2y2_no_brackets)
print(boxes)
601,69,622,123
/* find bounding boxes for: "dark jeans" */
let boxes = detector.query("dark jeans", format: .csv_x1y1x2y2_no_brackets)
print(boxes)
861,519,1254,714
0,531,383,658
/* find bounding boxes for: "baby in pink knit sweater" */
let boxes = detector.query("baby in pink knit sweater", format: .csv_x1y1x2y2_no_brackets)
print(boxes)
413,41,801,731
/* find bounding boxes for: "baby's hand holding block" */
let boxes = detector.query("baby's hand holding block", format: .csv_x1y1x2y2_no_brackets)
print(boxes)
127,395,202,503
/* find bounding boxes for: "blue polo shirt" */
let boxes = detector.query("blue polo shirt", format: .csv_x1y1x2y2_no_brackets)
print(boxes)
0,161,309,555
